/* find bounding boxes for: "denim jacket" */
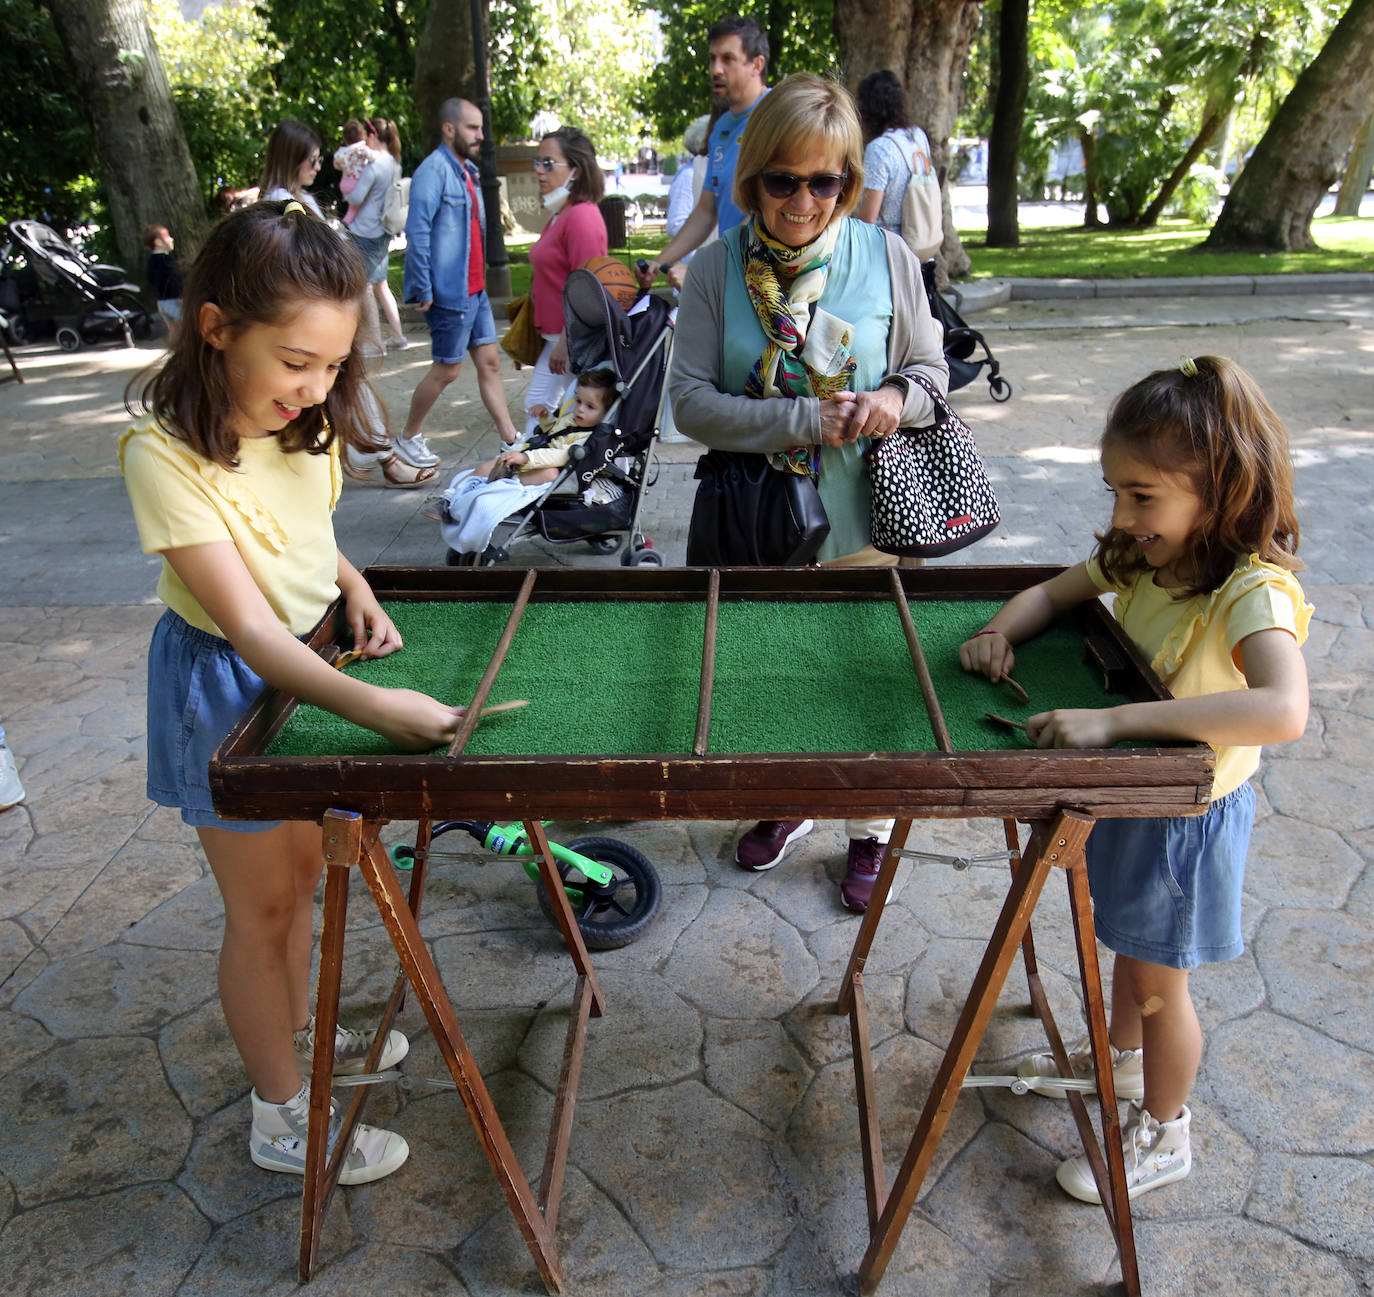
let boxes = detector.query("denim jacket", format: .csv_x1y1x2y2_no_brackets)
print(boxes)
402,144,487,309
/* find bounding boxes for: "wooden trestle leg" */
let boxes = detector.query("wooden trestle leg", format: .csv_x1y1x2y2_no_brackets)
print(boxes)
840,809,1140,1297
299,809,606,1291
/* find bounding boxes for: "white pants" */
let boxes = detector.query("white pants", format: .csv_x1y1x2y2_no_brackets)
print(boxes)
523,334,575,438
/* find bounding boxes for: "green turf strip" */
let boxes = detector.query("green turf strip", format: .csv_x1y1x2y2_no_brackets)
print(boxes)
265,597,1131,758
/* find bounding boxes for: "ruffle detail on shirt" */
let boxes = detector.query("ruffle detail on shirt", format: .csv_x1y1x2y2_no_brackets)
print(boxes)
1126,554,1311,684
121,422,292,553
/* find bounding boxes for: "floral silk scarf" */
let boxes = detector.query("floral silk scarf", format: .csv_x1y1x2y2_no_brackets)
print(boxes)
742,217,856,475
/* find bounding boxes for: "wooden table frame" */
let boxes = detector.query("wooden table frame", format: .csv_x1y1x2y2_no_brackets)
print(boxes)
210,566,1213,1293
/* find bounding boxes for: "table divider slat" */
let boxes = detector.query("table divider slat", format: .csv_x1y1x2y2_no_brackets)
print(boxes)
887,569,953,754
693,569,721,757
447,569,538,758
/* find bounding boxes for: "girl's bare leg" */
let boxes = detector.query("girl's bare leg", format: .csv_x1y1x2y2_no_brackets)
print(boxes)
373,279,404,342
199,819,324,1103
1109,952,1199,1121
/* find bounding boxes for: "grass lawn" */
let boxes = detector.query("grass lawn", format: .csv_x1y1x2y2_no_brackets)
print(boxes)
387,214,1372,298
956,214,1374,280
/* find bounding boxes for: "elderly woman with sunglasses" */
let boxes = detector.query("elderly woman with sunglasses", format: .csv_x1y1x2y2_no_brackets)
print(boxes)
524,126,608,437
670,73,949,914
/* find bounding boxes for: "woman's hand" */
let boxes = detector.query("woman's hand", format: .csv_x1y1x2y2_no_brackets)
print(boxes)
958,629,1015,682
1026,707,1120,750
819,392,861,446
846,385,904,440
549,335,570,374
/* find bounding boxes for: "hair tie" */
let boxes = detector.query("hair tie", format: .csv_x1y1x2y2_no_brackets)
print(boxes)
1179,356,1198,378
283,199,305,217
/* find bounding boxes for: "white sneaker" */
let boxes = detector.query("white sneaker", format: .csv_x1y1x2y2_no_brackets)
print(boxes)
293,1015,409,1076
249,1083,409,1185
1056,1102,1191,1204
392,433,440,468
0,743,25,811
1016,1036,1144,1101
386,334,411,351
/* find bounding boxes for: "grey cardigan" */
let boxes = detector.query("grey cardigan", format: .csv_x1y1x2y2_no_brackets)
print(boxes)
668,221,949,453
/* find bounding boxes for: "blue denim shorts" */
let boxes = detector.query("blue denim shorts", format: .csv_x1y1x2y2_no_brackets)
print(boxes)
348,230,390,283
146,610,281,833
1085,782,1256,969
427,292,496,364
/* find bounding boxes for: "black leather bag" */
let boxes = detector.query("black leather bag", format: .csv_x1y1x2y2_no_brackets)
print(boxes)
868,374,1000,557
686,450,830,566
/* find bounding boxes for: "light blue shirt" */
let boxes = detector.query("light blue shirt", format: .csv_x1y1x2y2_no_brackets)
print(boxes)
704,89,768,236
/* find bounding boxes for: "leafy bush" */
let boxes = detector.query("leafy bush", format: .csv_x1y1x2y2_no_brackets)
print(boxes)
1167,163,1225,223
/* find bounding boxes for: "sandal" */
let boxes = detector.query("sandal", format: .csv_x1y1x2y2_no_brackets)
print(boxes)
379,453,436,489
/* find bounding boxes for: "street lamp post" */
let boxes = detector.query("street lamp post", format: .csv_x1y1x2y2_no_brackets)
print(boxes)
468,0,511,299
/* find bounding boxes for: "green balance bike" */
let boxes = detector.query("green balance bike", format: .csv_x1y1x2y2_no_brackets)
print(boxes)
391,819,661,950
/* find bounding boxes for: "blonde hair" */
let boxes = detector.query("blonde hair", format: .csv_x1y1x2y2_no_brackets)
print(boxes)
1096,355,1301,596
733,74,865,223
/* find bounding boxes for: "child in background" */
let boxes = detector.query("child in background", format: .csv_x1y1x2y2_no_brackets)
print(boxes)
142,224,183,329
334,120,380,225
482,366,617,487
121,199,463,1185
960,355,1311,1204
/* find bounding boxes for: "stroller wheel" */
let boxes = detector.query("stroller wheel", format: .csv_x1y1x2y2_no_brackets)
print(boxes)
445,548,478,567
535,836,662,949
587,535,622,555
624,546,663,567
989,374,1013,403
56,326,82,352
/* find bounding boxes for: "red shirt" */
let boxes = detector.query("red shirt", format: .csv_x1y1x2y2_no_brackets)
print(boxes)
464,168,484,296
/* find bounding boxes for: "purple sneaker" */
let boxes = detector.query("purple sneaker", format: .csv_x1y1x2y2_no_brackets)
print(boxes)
736,819,814,871
840,837,886,913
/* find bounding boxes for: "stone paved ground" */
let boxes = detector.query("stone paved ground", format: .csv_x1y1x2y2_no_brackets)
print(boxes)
1,288,1372,1297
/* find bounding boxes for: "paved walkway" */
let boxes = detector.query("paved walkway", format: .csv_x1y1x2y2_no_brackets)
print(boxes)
1,287,1371,1296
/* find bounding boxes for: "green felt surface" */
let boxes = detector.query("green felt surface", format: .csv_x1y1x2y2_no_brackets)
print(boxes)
264,598,1130,758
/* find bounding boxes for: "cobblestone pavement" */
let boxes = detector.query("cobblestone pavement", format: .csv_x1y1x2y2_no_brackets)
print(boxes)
1,287,1371,1297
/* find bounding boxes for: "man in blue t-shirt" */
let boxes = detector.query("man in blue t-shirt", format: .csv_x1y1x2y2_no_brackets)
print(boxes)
637,14,769,292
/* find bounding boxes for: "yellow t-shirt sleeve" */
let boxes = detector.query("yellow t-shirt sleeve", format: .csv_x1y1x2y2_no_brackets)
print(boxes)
1224,568,1313,658
120,427,233,554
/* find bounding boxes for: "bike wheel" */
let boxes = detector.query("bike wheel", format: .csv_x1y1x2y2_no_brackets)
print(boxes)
534,836,662,950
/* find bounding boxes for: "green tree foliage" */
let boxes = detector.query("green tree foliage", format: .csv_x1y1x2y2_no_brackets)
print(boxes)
636,0,839,141
149,0,282,196
0,0,99,231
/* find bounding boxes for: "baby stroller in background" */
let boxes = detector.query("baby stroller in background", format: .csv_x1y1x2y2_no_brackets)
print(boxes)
1,220,153,351
444,267,674,569
923,260,1011,402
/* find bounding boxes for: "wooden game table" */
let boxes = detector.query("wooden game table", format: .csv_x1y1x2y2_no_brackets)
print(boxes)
211,565,1214,1295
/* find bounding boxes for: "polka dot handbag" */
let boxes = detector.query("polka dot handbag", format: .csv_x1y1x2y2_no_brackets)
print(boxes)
868,373,1000,558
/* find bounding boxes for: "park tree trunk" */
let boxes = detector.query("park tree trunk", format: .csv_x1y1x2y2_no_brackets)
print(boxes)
837,0,985,278
986,0,1029,247
1139,95,1231,227
1206,0,1374,251
1334,104,1374,215
413,0,477,154
46,0,207,269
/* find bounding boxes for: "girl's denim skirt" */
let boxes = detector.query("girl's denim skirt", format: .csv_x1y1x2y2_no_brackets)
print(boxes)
146,609,280,833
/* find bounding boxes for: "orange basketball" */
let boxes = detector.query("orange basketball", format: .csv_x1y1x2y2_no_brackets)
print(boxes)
583,255,638,310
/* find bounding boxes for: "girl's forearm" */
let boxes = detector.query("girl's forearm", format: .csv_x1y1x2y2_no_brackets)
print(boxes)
1099,684,1308,749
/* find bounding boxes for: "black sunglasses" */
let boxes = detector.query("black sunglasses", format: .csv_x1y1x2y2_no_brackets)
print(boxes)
759,170,848,200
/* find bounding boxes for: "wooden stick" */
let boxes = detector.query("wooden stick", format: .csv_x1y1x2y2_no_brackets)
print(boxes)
693,569,720,757
333,647,365,671
448,569,537,758
477,698,530,718
1002,674,1030,705
985,711,1030,733
888,569,953,754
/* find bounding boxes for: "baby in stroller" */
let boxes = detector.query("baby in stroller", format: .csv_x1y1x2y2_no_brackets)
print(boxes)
482,367,616,488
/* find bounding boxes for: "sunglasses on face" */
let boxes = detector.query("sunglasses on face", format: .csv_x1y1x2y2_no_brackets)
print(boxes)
306,155,322,167
759,170,848,200
532,157,567,172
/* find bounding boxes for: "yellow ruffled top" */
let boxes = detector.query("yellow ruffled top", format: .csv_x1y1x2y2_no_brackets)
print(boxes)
1088,553,1313,799
119,419,343,638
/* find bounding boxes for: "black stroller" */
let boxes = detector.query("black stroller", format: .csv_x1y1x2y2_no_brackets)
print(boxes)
923,260,1011,402
1,220,153,351
442,268,674,569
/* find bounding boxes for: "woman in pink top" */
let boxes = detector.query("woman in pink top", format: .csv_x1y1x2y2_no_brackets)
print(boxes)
524,126,608,436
